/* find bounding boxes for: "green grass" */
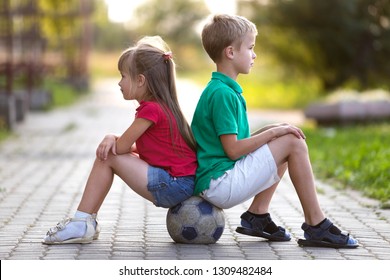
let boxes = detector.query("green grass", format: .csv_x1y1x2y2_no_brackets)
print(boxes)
304,123,390,205
43,79,87,108
0,127,9,142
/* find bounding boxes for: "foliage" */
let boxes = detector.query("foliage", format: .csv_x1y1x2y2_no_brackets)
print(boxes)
238,62,322,109
91,0,137,51
135,0,208,45
243,0,390,91
37,0,94,89
132,0,209,70
304,123,390,203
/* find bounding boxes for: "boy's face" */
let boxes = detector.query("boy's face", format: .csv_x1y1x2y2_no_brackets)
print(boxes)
233,32,257,74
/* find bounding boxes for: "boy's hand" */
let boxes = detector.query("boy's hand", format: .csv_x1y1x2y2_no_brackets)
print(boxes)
272,124,306,140
96,134,117,161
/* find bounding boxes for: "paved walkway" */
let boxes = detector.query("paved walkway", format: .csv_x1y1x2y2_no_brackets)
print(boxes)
1,78,390,261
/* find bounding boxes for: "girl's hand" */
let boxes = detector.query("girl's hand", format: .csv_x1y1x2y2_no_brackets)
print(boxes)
96,134,117,161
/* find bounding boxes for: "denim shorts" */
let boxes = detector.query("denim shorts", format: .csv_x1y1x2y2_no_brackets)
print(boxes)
147,166,195,208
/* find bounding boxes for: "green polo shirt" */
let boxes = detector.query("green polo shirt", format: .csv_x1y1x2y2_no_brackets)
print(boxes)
191,72,250,195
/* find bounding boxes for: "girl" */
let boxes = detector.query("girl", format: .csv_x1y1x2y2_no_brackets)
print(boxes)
43,36,197,244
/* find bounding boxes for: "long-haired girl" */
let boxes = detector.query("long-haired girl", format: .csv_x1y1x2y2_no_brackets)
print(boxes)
43,36,197,244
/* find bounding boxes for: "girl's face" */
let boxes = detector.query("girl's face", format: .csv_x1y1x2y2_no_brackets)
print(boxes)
118,71,145,101
234,32,257,74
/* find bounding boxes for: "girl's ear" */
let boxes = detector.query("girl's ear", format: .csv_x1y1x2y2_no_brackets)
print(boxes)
224,46,234,60
137,74,146,87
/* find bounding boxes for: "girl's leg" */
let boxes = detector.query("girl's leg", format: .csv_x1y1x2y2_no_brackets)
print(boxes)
77,152,154,214
43,152,154,244
267,134,325,226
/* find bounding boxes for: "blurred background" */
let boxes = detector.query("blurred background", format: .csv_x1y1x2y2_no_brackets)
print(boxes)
0,0,389,205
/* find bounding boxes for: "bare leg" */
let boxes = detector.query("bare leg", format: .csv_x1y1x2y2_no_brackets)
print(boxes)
240,135,358,247
248,163,287,214
266,135,325,226
43,152,155,244
77,152,154,214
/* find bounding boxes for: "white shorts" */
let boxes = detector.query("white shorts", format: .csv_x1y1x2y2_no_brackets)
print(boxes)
200,144,280,209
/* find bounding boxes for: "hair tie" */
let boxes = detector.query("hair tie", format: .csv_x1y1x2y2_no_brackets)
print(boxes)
163,51,173,61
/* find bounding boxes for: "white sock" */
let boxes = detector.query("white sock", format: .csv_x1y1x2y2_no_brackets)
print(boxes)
74,210,98,228
75,211,98,229
54,211,95,241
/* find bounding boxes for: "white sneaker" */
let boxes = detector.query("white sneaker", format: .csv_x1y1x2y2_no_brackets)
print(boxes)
42,214,100,245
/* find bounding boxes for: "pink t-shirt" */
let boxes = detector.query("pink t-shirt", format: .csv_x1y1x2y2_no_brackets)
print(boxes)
135,101,197,177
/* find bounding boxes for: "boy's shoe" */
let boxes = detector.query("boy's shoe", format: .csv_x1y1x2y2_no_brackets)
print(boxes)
297,218,359,248
235,211,291,241
42,214,100,245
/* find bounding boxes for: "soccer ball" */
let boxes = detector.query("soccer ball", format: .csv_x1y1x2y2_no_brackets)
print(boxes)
166,196,225,244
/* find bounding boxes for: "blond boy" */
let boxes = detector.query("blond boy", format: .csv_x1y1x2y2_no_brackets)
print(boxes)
191,14,358,248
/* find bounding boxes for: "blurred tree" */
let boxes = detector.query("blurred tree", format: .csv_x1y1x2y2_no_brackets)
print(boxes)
91,0,136,51
135,0,208,44
133,0,209,71
243,0,390,91
39,0,93,89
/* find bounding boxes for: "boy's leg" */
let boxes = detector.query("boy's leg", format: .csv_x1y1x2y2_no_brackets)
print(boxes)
267,134,325,226
247,163,287,214
235,154,291,241
267,134,358,248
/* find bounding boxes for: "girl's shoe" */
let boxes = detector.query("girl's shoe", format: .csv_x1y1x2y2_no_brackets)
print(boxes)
235,211,291,241
42,214,100,245
297,218,359,248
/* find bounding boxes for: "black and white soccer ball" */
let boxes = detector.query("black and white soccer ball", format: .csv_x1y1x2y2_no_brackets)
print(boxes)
166,196,225,244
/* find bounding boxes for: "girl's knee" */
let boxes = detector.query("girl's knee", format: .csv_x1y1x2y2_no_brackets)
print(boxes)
94,151,117,165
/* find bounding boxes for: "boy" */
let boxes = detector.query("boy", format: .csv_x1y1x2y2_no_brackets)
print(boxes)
191,14,358,248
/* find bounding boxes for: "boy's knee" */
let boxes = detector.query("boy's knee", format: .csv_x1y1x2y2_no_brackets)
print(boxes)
280,134,307,154
291,135,308,153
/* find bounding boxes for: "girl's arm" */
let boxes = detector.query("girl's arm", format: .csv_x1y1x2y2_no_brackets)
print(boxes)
116,118,153,154
220,124,305,161
96,118,153,161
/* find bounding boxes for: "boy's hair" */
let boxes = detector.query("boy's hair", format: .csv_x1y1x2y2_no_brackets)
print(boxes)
118,36,196,152
202,14,258,63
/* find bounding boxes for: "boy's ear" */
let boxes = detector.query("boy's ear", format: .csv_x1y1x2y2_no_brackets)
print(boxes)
224,46,234,60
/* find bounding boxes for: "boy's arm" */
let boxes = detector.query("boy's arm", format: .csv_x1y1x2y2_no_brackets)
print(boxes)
220,130,276,160
221,124,305,160
251,123,289,136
